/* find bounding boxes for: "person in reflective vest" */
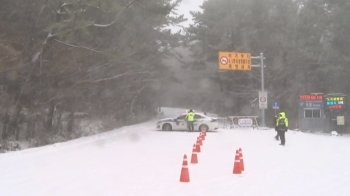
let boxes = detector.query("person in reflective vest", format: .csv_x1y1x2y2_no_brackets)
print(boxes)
185,109,195,131
276,112,289,146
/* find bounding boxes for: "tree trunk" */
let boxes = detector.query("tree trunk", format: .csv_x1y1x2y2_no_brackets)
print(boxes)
1,111,9,140
25,105,35,140
54,110,63,134
67,111,75,133
46,100,55,132
13,104,22,140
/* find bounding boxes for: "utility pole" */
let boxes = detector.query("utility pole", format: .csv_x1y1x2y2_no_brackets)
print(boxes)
251,53,266,127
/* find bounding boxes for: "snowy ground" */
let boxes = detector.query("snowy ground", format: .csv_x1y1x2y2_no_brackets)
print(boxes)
0,121,350,196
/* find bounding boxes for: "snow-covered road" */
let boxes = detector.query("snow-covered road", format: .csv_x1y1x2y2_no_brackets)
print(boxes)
0,121,350,196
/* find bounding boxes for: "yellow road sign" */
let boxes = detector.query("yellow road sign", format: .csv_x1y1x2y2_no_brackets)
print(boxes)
218,51,251,70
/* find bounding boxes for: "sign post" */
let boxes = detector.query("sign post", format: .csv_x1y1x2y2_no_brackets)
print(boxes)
272,101,280,116
218,52,266,127
249,98,257,109
259,91,267,109
252,53,266,127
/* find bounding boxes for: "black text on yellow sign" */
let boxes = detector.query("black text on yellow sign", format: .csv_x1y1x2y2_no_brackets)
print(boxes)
218,51,252,70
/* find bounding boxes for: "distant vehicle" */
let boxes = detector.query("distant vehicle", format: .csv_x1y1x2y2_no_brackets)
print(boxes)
156,112,219,131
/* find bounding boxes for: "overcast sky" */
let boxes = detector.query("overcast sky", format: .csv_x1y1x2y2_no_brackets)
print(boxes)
170,0,205,32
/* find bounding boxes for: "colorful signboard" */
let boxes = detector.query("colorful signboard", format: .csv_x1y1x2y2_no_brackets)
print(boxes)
325,95,346,110
299,94,324,109
299,95,323,101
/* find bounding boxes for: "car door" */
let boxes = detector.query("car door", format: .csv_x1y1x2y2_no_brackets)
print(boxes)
174,115,187,130
193,114,204,130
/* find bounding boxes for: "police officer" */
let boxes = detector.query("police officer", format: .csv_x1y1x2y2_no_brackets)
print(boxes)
276,112,289,146
185,109,195,132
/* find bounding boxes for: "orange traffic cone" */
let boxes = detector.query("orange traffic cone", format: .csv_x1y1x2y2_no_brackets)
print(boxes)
180,154,190,182
195,140,201,153
201,132,206,141
239,148,245,171
197,136,203,146
201,127,207,134
191,144,198,164
233,150,242,174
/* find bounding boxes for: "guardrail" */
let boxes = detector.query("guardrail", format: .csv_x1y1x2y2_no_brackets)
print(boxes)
217,116,259,129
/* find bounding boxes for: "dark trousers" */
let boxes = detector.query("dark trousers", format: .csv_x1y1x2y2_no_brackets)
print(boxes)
278,130,286,145
275,132,279,140
187,121,194,131
274,127,279,140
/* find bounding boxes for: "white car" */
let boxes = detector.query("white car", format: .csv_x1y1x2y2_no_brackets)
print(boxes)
156,112,219,131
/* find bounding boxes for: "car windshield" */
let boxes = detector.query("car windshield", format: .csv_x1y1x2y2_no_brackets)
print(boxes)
194,114,203,119
176,115,186,120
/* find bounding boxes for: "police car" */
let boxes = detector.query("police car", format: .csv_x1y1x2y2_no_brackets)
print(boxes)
156,112,219,131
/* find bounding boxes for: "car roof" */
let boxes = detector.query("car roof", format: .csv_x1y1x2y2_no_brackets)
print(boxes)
179,112,209,117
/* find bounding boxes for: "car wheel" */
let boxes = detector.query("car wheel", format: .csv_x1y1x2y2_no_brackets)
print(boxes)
162,123,172,131
199,124,209,132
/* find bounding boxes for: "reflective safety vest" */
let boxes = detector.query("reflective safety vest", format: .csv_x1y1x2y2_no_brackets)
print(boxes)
186,112,195,122
276,112,289,129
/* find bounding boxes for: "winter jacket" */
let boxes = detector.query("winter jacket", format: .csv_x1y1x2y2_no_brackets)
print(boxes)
186,112,195,122
276,112,289,130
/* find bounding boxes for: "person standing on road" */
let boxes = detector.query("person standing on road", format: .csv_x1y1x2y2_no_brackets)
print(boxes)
276,112,289,146
185,109,195,132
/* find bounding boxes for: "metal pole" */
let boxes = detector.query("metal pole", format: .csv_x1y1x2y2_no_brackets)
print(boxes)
260,52,266,127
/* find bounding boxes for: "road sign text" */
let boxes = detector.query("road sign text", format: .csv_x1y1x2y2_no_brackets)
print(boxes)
218,51,252,71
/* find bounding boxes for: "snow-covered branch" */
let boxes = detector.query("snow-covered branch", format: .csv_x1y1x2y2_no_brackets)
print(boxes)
130,84,147,113
54,39,103,54
73,71,151,85
61,2,74,9
39,30,56,68
60,2,107,13
92,71,151,83
46,0,58,13
90,0,137,28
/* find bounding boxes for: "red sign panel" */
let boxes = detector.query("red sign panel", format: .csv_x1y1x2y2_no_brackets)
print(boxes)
299,95,323,101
